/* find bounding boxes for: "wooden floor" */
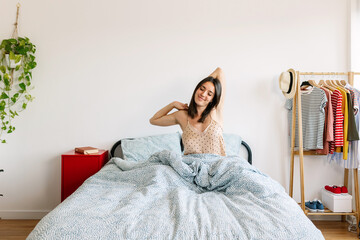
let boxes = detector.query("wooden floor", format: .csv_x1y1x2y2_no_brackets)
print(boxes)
0,220,359,240
313,221,359,240
0,220,40,240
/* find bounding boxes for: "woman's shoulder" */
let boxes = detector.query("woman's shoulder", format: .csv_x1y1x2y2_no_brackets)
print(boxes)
174,110,188,125
174,109,188,117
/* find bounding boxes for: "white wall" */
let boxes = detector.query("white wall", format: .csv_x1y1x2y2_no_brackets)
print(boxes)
0,0,350,219
351,0,360,71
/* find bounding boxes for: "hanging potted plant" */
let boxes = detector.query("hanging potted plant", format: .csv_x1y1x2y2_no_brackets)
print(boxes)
0,37,37,143
1,39,23,69
0,4,37,143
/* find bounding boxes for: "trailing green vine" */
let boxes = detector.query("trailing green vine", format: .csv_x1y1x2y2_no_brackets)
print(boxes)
0,37,36,143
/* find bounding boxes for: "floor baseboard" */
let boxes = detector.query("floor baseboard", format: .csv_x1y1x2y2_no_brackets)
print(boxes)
0,210,49,219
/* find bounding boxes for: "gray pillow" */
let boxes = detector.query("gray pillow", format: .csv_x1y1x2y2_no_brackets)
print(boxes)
122,132,182,161
223,133,242,156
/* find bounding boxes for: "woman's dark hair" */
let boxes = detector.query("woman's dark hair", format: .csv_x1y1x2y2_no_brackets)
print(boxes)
188,76,222,123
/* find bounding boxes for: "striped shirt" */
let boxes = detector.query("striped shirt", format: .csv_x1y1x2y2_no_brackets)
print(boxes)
335,87,348,160
286,86,327,150
329,89,343,153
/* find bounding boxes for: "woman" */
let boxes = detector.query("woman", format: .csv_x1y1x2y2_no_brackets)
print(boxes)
150,67,226,156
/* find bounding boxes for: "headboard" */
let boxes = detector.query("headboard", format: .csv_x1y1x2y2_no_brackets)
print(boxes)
110,138,252,165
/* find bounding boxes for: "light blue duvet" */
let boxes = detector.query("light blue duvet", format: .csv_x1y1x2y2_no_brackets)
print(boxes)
28,151,324,240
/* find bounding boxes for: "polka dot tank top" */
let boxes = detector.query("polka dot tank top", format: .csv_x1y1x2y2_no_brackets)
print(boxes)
182,117,226,156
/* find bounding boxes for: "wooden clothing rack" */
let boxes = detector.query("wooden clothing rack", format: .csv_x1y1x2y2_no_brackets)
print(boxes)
289,70,360,234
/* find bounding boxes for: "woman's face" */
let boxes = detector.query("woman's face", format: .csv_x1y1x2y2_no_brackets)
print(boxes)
195,81,215,107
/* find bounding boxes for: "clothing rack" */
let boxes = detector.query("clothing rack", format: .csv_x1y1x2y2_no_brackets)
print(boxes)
289,71,360,234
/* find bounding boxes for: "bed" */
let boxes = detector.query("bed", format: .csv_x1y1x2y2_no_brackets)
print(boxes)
27,133,324,240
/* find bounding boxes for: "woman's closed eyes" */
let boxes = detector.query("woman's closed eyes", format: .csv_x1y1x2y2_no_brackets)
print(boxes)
200,86,213,96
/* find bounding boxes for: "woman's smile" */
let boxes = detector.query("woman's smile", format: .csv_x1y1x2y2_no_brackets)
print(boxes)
198,95,206,101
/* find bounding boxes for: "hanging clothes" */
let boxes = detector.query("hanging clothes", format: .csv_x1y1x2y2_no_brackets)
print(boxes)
347,93,359,141
335,87,349,160
316,87,334,155
286,86,327,150
349,88,359,115
329,89,343,154
347,87,358,115
328,85,360,169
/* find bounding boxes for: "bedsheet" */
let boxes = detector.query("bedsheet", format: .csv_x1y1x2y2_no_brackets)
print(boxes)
28,151,324,240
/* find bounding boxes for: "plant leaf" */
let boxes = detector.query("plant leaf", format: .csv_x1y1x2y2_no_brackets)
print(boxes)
19,83,26,90
28,62,37,69
0,100,5,111
0,92,9,99
15,55,21,63
9,51,15,60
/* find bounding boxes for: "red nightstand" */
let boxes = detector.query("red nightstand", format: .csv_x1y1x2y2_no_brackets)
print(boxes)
61,149,108,202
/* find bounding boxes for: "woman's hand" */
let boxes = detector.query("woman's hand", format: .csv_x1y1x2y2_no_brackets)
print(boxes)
173,101,188,110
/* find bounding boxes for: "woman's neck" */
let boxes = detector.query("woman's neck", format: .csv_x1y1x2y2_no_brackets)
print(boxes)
196,106,206,116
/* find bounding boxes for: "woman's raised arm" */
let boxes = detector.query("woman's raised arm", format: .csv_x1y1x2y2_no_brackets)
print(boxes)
149,101,188,126
209,67,226,111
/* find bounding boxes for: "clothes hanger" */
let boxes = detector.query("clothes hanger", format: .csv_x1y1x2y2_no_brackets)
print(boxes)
300,81,312,87
326,79,337,88
328,74,336,86
331,74,349,93
323,73,338,91
318,79,325,88
336,80,343,86
300,78,313,91
334,74,350,92
319,76,335,92
308,79,321,88
340,80,347,86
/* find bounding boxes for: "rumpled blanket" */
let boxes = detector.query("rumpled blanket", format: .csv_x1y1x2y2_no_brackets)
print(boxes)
28,151,324,240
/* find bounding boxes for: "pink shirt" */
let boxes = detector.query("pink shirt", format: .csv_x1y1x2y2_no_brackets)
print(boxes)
317,87,334,154
182,118,226,156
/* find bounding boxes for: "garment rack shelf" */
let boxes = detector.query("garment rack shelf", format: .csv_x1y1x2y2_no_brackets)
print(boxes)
298,204,357,215
294,151,326,155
